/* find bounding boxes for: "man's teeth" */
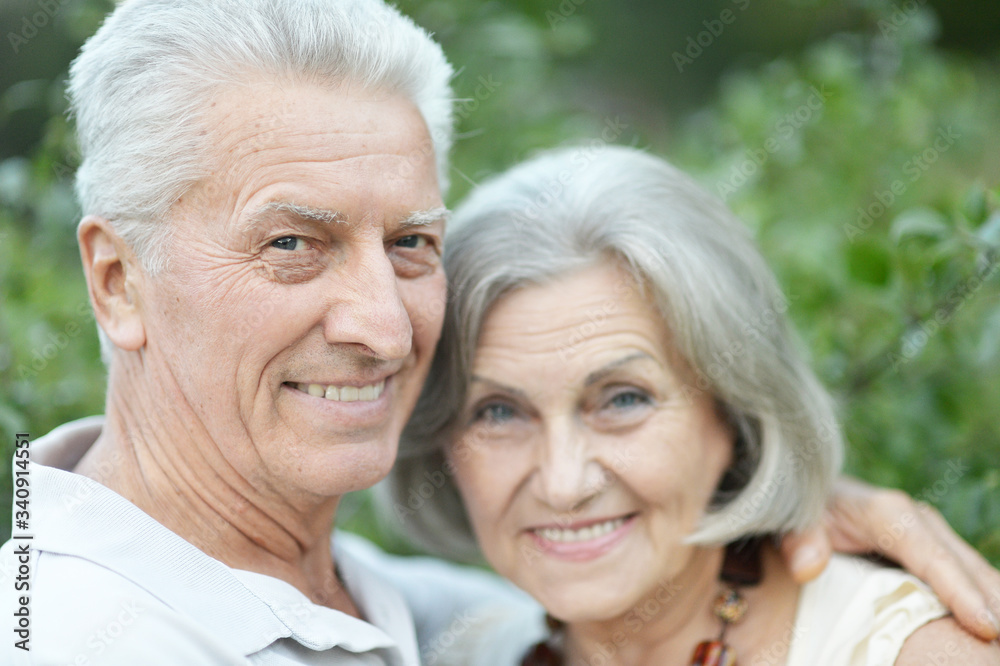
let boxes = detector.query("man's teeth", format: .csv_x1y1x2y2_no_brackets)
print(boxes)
534,517,627,543
294,379,385,402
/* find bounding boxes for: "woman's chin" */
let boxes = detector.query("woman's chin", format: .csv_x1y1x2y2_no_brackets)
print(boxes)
532,584,642,625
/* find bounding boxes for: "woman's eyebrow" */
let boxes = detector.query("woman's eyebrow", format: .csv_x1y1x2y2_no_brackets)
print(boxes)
583,352,655,387
468,375,531,402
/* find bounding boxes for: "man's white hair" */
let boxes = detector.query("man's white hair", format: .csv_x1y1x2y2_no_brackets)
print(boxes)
69,0,454,275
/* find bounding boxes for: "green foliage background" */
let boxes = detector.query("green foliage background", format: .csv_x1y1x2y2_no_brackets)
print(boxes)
0,0,998,566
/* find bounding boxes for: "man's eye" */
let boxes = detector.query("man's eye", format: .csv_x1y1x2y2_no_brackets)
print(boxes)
270,236,306,251
395,235,428,249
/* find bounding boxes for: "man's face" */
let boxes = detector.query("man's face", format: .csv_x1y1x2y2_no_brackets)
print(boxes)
137,78,446,500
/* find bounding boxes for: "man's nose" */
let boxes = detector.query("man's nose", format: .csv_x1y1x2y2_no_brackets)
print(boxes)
532,420,606,515
322,244,412,360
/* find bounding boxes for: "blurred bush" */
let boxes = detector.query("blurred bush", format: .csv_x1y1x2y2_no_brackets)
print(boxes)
0,0,997,565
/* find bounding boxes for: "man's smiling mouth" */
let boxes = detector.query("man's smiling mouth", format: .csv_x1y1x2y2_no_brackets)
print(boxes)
284,379,386,402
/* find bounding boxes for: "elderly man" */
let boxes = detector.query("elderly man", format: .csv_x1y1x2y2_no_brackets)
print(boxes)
2,0,998,664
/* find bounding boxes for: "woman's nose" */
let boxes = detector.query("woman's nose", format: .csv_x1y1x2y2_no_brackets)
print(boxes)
531,420,608,514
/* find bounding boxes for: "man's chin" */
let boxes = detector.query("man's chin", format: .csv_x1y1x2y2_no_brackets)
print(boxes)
274,435,400,497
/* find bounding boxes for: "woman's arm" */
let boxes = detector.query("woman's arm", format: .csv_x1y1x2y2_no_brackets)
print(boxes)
780,476,1000,641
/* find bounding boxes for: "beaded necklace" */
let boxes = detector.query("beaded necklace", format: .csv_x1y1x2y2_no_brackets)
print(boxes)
520,539,764,666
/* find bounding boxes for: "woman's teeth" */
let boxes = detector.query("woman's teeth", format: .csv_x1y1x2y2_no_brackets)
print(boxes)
291,379,385,402
534,516,627,543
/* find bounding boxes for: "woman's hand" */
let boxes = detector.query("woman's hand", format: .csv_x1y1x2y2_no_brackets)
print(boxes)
780,476,1000,641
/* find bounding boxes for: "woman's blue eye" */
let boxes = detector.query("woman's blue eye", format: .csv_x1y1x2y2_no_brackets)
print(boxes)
475,403,515,423
609,391,649,409
271,236,305,251
395,235,427,249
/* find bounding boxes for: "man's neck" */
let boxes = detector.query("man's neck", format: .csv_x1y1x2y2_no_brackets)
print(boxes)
73,358,361,617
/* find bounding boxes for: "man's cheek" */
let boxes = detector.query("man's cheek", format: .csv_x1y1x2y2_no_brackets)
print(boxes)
405,275,447,345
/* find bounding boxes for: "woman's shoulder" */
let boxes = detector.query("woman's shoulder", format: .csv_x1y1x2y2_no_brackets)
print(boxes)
786,554,951,664
896,616,1000,665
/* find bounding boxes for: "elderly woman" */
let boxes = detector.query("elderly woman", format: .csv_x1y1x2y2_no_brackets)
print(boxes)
386,146,1000,665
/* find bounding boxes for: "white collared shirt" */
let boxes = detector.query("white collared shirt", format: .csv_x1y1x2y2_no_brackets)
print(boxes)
0,417,433,665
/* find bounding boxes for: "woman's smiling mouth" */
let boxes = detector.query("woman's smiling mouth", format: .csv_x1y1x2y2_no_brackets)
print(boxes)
527,513,638,561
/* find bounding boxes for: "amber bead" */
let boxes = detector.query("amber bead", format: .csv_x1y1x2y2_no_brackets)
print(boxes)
690,640,737,666
713,588,749,624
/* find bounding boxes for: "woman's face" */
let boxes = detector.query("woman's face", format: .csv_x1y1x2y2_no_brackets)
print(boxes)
447,261,734,623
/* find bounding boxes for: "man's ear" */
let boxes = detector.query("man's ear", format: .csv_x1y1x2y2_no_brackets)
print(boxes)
77,215,146,352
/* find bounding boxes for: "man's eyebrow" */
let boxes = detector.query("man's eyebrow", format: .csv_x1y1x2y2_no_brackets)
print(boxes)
399,206,450,230
243,201,345,230
242,203,448,231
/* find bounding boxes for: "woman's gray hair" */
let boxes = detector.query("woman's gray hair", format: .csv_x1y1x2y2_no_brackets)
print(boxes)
381,145,843,561
69,0,454,275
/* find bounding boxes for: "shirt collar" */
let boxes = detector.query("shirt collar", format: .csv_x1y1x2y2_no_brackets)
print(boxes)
30,417,419,662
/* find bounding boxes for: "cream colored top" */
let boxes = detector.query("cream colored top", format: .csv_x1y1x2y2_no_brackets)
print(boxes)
785,554,948,664
430,554,949,666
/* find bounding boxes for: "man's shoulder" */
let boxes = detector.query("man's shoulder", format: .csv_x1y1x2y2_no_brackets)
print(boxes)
1,543,247,664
